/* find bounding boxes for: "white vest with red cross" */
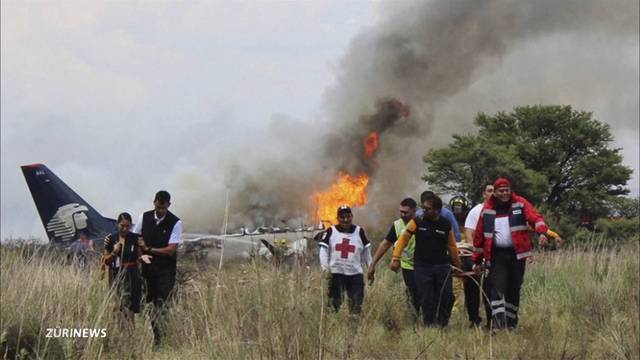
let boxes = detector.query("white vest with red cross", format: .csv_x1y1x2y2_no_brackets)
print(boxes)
327,225,367,275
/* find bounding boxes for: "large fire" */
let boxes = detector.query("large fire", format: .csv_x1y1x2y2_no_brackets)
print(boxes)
310,99,409,226
363,131,379,158
312,172,369,224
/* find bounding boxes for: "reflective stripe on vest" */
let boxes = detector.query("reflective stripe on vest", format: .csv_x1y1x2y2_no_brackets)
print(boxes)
394,219,415,270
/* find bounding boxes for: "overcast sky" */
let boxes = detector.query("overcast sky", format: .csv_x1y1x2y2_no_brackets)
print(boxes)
1,1,381,239
2,1,638,240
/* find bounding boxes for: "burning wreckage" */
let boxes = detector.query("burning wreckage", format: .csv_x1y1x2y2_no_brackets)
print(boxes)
20,98,411,268
181,98,412,265
179,226,323,265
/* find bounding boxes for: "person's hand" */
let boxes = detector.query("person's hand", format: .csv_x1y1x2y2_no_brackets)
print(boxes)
140,254,152,264
472,263,483,274
113,240,123,254
555,236,564,248
102,253,114,265
538,234,549,247
367,267,376,285
321,268,332,283
137,237,150,252
390,259,400,273
527,256,534,264
451,266,462,276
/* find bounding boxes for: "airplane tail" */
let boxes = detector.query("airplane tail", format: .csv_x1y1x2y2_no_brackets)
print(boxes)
20,163,117,243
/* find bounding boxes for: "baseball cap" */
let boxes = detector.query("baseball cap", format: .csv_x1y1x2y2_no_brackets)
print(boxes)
337,205,352,215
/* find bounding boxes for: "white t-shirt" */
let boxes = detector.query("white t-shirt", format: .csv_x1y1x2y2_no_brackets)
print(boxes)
465,204,513,247
464,203,483,230
493,216,513,248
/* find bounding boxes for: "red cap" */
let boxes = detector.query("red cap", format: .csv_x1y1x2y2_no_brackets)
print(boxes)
493,178,511,189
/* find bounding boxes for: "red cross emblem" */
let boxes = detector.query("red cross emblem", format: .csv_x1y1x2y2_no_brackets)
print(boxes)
335,238,355,258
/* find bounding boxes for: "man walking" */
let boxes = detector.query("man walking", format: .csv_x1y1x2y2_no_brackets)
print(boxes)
462,184,495,328
391,194,461,327
132,190,183,345
319,205,372,314
367,198,420,315
472,178,548,330
419,191,461,242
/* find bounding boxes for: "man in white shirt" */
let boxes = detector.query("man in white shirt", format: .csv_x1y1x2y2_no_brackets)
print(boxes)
464,184,494,240
319,205,372,314
463,184,494,328
132,190,183,345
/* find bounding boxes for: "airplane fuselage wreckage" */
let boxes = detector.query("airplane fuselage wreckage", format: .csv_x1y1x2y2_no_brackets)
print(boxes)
20,163,320,264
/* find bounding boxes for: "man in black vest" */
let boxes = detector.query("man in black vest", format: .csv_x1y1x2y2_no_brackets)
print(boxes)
391,194,462,327
132,190,183,346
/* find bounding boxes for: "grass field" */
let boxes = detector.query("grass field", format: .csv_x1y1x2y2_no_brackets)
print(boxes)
1,235,638,359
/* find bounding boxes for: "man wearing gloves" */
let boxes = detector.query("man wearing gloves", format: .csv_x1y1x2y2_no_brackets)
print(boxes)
319,205,372,314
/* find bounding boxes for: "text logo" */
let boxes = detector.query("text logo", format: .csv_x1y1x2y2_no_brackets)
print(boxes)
46,328,107,338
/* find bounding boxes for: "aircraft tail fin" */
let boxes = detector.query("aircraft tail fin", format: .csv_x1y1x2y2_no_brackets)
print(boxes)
20,163,116,243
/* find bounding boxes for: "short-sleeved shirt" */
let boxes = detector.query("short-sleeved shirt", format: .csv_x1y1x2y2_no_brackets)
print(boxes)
385,224,399,244
132,212,183,245
464,203,483,230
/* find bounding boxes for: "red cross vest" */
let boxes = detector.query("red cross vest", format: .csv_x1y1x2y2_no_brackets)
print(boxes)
327,225,367,275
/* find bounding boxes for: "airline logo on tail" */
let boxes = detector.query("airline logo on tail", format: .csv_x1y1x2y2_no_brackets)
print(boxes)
45,203,89,242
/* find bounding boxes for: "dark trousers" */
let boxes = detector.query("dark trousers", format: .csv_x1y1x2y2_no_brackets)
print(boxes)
462,256,492,326
115,267,142,313
144,270,176,344
489,247,526,329
328,273,364,314
402,268,420,316
414,264,454,327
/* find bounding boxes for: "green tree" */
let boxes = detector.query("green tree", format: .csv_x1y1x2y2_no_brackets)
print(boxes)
607,196,640,218
423,105,632,218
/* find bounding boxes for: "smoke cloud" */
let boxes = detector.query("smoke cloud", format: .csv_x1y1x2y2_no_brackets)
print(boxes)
210,0,638,230
2,1,637,238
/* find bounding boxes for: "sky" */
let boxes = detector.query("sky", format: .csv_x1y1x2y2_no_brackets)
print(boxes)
1,1,380,239
2,1,638,240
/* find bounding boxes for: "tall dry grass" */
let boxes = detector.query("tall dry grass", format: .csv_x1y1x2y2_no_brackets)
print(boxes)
1,236,638,359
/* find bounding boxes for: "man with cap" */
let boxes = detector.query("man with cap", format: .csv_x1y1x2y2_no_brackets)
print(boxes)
472,178,548,330
319,205,373,314
132,190,183,345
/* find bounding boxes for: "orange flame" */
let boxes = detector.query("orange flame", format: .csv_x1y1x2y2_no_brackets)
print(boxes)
312,172,369,224
363,131,379,158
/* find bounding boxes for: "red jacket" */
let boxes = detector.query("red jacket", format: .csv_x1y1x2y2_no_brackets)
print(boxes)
472,192,548,265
